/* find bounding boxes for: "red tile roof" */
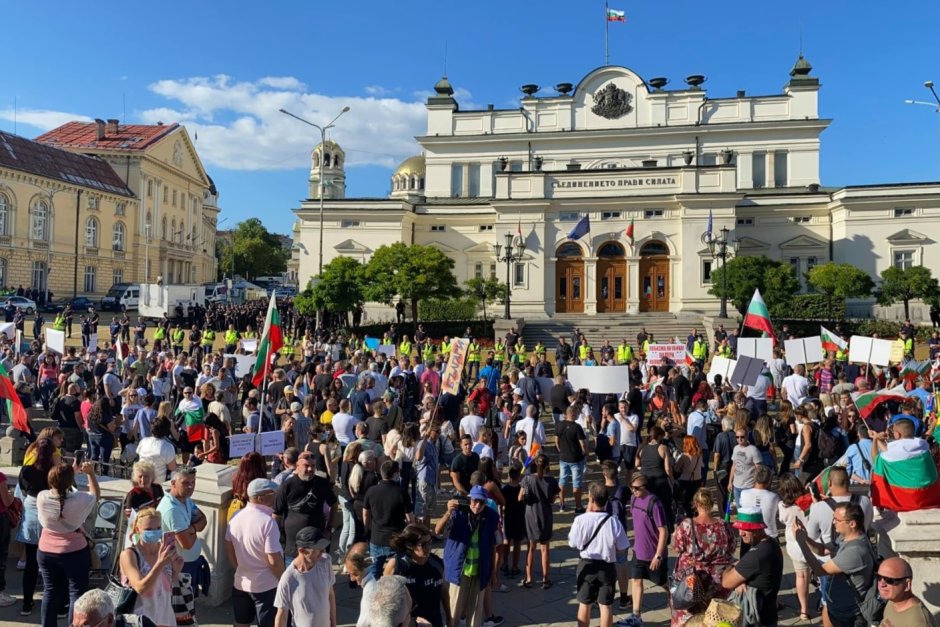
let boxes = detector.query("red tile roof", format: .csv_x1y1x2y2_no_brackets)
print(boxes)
35,121,179,152
0,131,135,197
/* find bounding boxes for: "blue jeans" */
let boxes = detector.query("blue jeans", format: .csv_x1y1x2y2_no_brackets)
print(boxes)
38,546,90,627
559,460,586,490
338,495,356,555
39,379,57,412
369,543,395,580
89,431,114,476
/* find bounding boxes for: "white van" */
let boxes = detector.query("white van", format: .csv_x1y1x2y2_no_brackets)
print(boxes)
101,283,140,311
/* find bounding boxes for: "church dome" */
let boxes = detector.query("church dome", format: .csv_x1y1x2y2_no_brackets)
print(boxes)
391,155,426,196
394,155,425,177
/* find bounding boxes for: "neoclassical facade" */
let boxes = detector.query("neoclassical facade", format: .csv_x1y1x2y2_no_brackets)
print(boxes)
294,59,940,321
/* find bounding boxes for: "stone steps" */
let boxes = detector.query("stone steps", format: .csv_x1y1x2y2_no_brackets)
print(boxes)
522,314,705,352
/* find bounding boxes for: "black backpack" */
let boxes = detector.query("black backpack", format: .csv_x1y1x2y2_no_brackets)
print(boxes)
815,421,846,463
606,484,629,530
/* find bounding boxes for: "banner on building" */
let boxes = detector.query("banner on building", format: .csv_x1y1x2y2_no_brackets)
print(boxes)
441,338,470,395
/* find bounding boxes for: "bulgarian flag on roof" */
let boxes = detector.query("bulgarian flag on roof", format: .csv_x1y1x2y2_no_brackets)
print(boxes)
606,7,626,21
820,325,847,354
252,291,283,388
176,398,205,443
853,384,908,419
871,438,940,512
743,289,775,338
0,361,28,434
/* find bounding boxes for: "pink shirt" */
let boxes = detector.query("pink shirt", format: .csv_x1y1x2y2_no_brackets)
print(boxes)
225,502,282,593
37,489,96,554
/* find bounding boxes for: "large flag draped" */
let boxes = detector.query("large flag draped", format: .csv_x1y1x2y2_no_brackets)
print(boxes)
743,289,774,337
871,438,940,512
820,325,847,353
252,292,284,388
177,399,206,443
0,361,28,433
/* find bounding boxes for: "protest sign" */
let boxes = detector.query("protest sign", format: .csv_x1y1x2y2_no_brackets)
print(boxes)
441,338,470,395
737,338,774,362
706,356,736,385
730,355,764,387
566,366,630,394
849,336,893,367
44,328,65,354
259,431,285,456
646,343,686,366
784,337,824,366
228,433,256,458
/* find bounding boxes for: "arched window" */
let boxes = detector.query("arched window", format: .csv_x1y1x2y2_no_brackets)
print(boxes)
419,177,425,189
312,153,319,168
598,242,625,257
113,222,125,251
0,192,8,236
640,240,669,256
145,212,152,238
31,200,48,241
410,177,416,190
0,258,7,288
180,220,186,243
323,153,331,167
171,219,177,242
85,217,98,248
161,216,168,240
556,242,584,258
334,156,341,168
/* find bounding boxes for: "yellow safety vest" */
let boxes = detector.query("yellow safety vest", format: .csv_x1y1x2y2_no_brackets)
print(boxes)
515,342,526,359
617,344,633,364
243,331,258,339
399,341,412,356
534,343,546,356
642,339,652,354
280,336,295,356
154,327,166,340
579,344,592,360
422,344,434,361
53,315,65,331
172,330,185,344
835,348,847,362
692,340,707,360
718,344,732,358
201,330,215,347
381,338,392,345
494,342,505,358
225,330,239,345
440,341,451,356
905,337,914,354
468,343,481,363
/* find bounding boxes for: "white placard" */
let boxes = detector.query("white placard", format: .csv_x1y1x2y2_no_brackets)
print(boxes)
15,329,22,356
706,356,736,385
258,430,285,456
730,355,764,386
566,365,630,394
849,335,893,367
44,328,65,354
228,433,256,458
88,333,98,352
240,339,258,354
0,323,14,340
784,337,825,366
646,344,687,366
226,354,256,379
377,345,396,358
737,338,774,362
151,378,169,398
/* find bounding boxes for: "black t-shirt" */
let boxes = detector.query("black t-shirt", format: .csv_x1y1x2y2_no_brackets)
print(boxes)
351,390,371,419
275,474,338,554
550,384,570,415
556,420,587,463
268,381,287,404
313,373,332,394
56,394,82,429
93,360,108,380
450,452,480,491
734,536,784,626
365,416,388,442
122,484,165,511
394,553,445,627
362,480,413,547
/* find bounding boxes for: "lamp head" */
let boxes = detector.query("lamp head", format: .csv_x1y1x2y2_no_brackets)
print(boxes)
341,106,351,113
926,80,935,89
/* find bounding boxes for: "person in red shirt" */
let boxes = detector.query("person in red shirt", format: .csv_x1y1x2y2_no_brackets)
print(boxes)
467,378,493,417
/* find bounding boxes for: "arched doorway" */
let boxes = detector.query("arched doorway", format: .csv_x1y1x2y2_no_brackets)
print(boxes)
639,240,670,312
555,242,585,314
596,241,626,313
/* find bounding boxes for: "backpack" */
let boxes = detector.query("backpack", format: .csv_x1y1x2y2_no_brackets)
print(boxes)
606,484,629,530
825,494,862,546
815,422,845,463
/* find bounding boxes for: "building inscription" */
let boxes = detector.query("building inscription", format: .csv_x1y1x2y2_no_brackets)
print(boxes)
551,176,678,189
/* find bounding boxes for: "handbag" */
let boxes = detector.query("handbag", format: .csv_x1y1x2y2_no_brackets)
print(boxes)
105,547,140,614
669,518,708,611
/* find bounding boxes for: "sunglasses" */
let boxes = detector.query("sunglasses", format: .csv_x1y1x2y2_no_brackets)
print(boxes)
876,574,910,586
630,485,645,491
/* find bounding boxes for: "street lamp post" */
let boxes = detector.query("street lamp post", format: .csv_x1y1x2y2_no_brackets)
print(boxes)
707,225,737,318
494,232,526,319
278,106,351,276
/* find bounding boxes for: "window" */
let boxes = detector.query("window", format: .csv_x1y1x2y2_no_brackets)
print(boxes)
752,153,766,188
468,163,480,197
84,217,98,248
31,261,46,290
87,196,98,210
474,262,483,279
146,180,153,197
774,151,788,187
792,216,811,224
161,217,168,240
479,225,493,232
513,262,525,287
430,225,446,232
701,153,717,166
789,257,800,276
736,218,754,226
163,186,168,203
340,220,360,228
702,259,713,284
84,266,96,293
31,200,48,241
172,190,177,207
0,192,8,236
450,164,463,197
559,211,581,222
894,250,914,270
601,211,622,220
113,222,125,251
171,219,177,242
0,258,6,287
509,161,523,172
145,213,152,238
894,208,914,218
113,269,123,285
644,209,664,219
489,262,497,278
180,221,186,243
806,256,818,292
115,202,126,216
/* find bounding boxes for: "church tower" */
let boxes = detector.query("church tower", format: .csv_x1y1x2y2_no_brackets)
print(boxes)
308,139,346,199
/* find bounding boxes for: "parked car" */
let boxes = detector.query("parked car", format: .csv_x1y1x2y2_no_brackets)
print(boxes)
2,296,37,314
46,297,97,313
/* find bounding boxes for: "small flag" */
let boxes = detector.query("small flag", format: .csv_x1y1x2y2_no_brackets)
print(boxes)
743,289,775,338
0,360,28,434
567,216,590,241
114,340,125,375
524,442,542,468
607,8,626,21
625,217,635,242
706,210,713,241
820,325,847,353
900,360,931,382
684,350,695,367
252,291,284,388
723,494,732,522
853,384,908,419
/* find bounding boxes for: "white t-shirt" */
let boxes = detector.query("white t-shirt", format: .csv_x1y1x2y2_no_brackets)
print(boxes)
738,487,781,535
472,442,494,460
459,414,484,441
806,494,874,548
616,413,639,447
136,437,177,481
514,417,546,455
782,374,810,405
331,412,358,446
275,555,335,627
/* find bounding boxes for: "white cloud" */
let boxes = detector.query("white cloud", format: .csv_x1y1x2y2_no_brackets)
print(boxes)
140,75,428,171
0,108,92,131
364,85,397,97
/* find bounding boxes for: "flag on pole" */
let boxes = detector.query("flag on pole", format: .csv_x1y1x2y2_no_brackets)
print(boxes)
567,216,590,240
625,217,635,242
852,384,908,419
252,291,284,387
743,289,774,337
0,360,28,434
684,350,695,368
706,210,713,241
606,7,626,21
820,325,847,353
524,442,543,468
871,438,940,512
900,360,931,382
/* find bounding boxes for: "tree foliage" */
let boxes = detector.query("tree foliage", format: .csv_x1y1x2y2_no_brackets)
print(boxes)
362,243,461,321
217,218,289,281
876,265,939,319
464,276,508,322
807,262,875,321
309,256,365,316
708,255,800,315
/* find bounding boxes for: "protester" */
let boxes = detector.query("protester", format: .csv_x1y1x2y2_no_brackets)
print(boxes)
73,588,158,627
227,451,268,521
275,451,338,561
274,527,336,627
627,473,669,625
727,426,762,505
156,467,207,598
360,574,413,627
119,507,182,627
363,459,414,578
557,405,589,513
721,507,784,626
635,426,675,531
519,453,559,589
136,416,178,482
16,436,57,615
876,556,938,627
384,522,449,627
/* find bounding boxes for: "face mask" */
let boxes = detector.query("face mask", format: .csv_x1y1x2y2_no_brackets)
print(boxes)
139,529,163,544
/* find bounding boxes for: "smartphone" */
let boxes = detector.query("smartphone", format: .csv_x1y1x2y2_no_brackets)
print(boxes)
74,450,86,466
162,531,176,550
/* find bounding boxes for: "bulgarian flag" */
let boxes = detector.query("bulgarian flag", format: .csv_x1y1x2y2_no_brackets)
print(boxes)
853,384,908,419
871,438,940,512
900,360,931,382
625,218,635,242
0,361,28,434
252,292,283,388
177,398,205,443
606,7,626,21
820,325,847,354
114,340,125,376
743,289,775,338
684,349,695,367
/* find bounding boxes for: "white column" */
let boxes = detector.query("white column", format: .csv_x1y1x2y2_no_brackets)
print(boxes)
765,151,776,188
584,257,598,315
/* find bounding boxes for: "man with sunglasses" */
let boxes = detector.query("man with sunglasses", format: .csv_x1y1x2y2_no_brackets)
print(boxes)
877,556,937,626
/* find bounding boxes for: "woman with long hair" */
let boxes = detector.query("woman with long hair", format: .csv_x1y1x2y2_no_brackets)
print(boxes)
37,461,99,627
674,435,703,520
194,412,227,465
646,383,668,433
349,450,379,543
136,417,178,484
226,451,267,521
777,473,812,620
17,437,58,616
23,427,64,466
668,489,737,626
119,508,182,627
338,441,364,556
635,425,675,532
752,415,777,475
775,400,797,476
518,453,559,589
384,523,449,627
86,396,117,476
37,353,59,412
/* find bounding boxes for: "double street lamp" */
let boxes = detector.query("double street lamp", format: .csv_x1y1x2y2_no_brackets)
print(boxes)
494,232,526,319
706,225,738,319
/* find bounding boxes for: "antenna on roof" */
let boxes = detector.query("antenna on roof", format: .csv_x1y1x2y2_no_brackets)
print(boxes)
13,96,16,135
799,20,803,56
443,41,448,77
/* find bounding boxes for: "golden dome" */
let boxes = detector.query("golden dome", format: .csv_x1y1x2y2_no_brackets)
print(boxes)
394,155,425,177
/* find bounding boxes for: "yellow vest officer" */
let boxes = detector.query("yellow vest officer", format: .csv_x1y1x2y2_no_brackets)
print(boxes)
617,343,633,364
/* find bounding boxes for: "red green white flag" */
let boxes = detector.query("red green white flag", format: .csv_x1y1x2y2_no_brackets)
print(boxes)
743,289,774,337
176,398,206,443
871,438,940,512
900,360,931,382
820,325,847,353
0,361,28,434
625,218,635,242
853,384,908,419
607,8,626,21
252,292,284,388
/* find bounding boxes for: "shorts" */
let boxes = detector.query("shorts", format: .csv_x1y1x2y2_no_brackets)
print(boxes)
576,559,617,606
621,446,637,470
559,460,586,489
629,555,668,586
232,587,277,627
416,480,438,518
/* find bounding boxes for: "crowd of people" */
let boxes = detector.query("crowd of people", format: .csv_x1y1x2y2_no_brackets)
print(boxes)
0,301,938,627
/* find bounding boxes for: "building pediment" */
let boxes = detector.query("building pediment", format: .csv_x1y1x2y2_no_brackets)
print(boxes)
736,236,770,252
464,241,495,254
779,234,827,250
887,229,928,244
334,239,372,254
425,240,458,253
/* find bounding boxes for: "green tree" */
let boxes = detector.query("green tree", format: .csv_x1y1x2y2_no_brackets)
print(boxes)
464,276,508,322
310,257,365,317
807,262,875,321
709,255,799,315
362,243,461,321
217,218,289,281
876,266,940,319
764,264,801,317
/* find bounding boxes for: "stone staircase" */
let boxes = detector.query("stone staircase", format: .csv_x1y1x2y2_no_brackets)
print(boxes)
522,313,705,351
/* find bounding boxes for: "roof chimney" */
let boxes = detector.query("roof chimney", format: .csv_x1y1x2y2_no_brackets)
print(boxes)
94,119,106,141
106,118,119,134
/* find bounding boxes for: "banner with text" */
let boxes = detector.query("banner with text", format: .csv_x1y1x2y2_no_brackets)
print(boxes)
441,338,470,395
646,343,687,366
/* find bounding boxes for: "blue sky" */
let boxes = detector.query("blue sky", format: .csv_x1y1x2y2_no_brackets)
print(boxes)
3,1,940,235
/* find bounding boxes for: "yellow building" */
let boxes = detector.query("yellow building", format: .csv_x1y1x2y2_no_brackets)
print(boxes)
36,118,220,288
0,130,138,298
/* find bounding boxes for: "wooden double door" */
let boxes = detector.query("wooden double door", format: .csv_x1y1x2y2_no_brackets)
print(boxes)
596,260,626,313
555,259,584,313
639,256,670,312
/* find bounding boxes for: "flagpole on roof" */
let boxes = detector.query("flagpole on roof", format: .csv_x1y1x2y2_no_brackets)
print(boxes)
605,1,610,66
